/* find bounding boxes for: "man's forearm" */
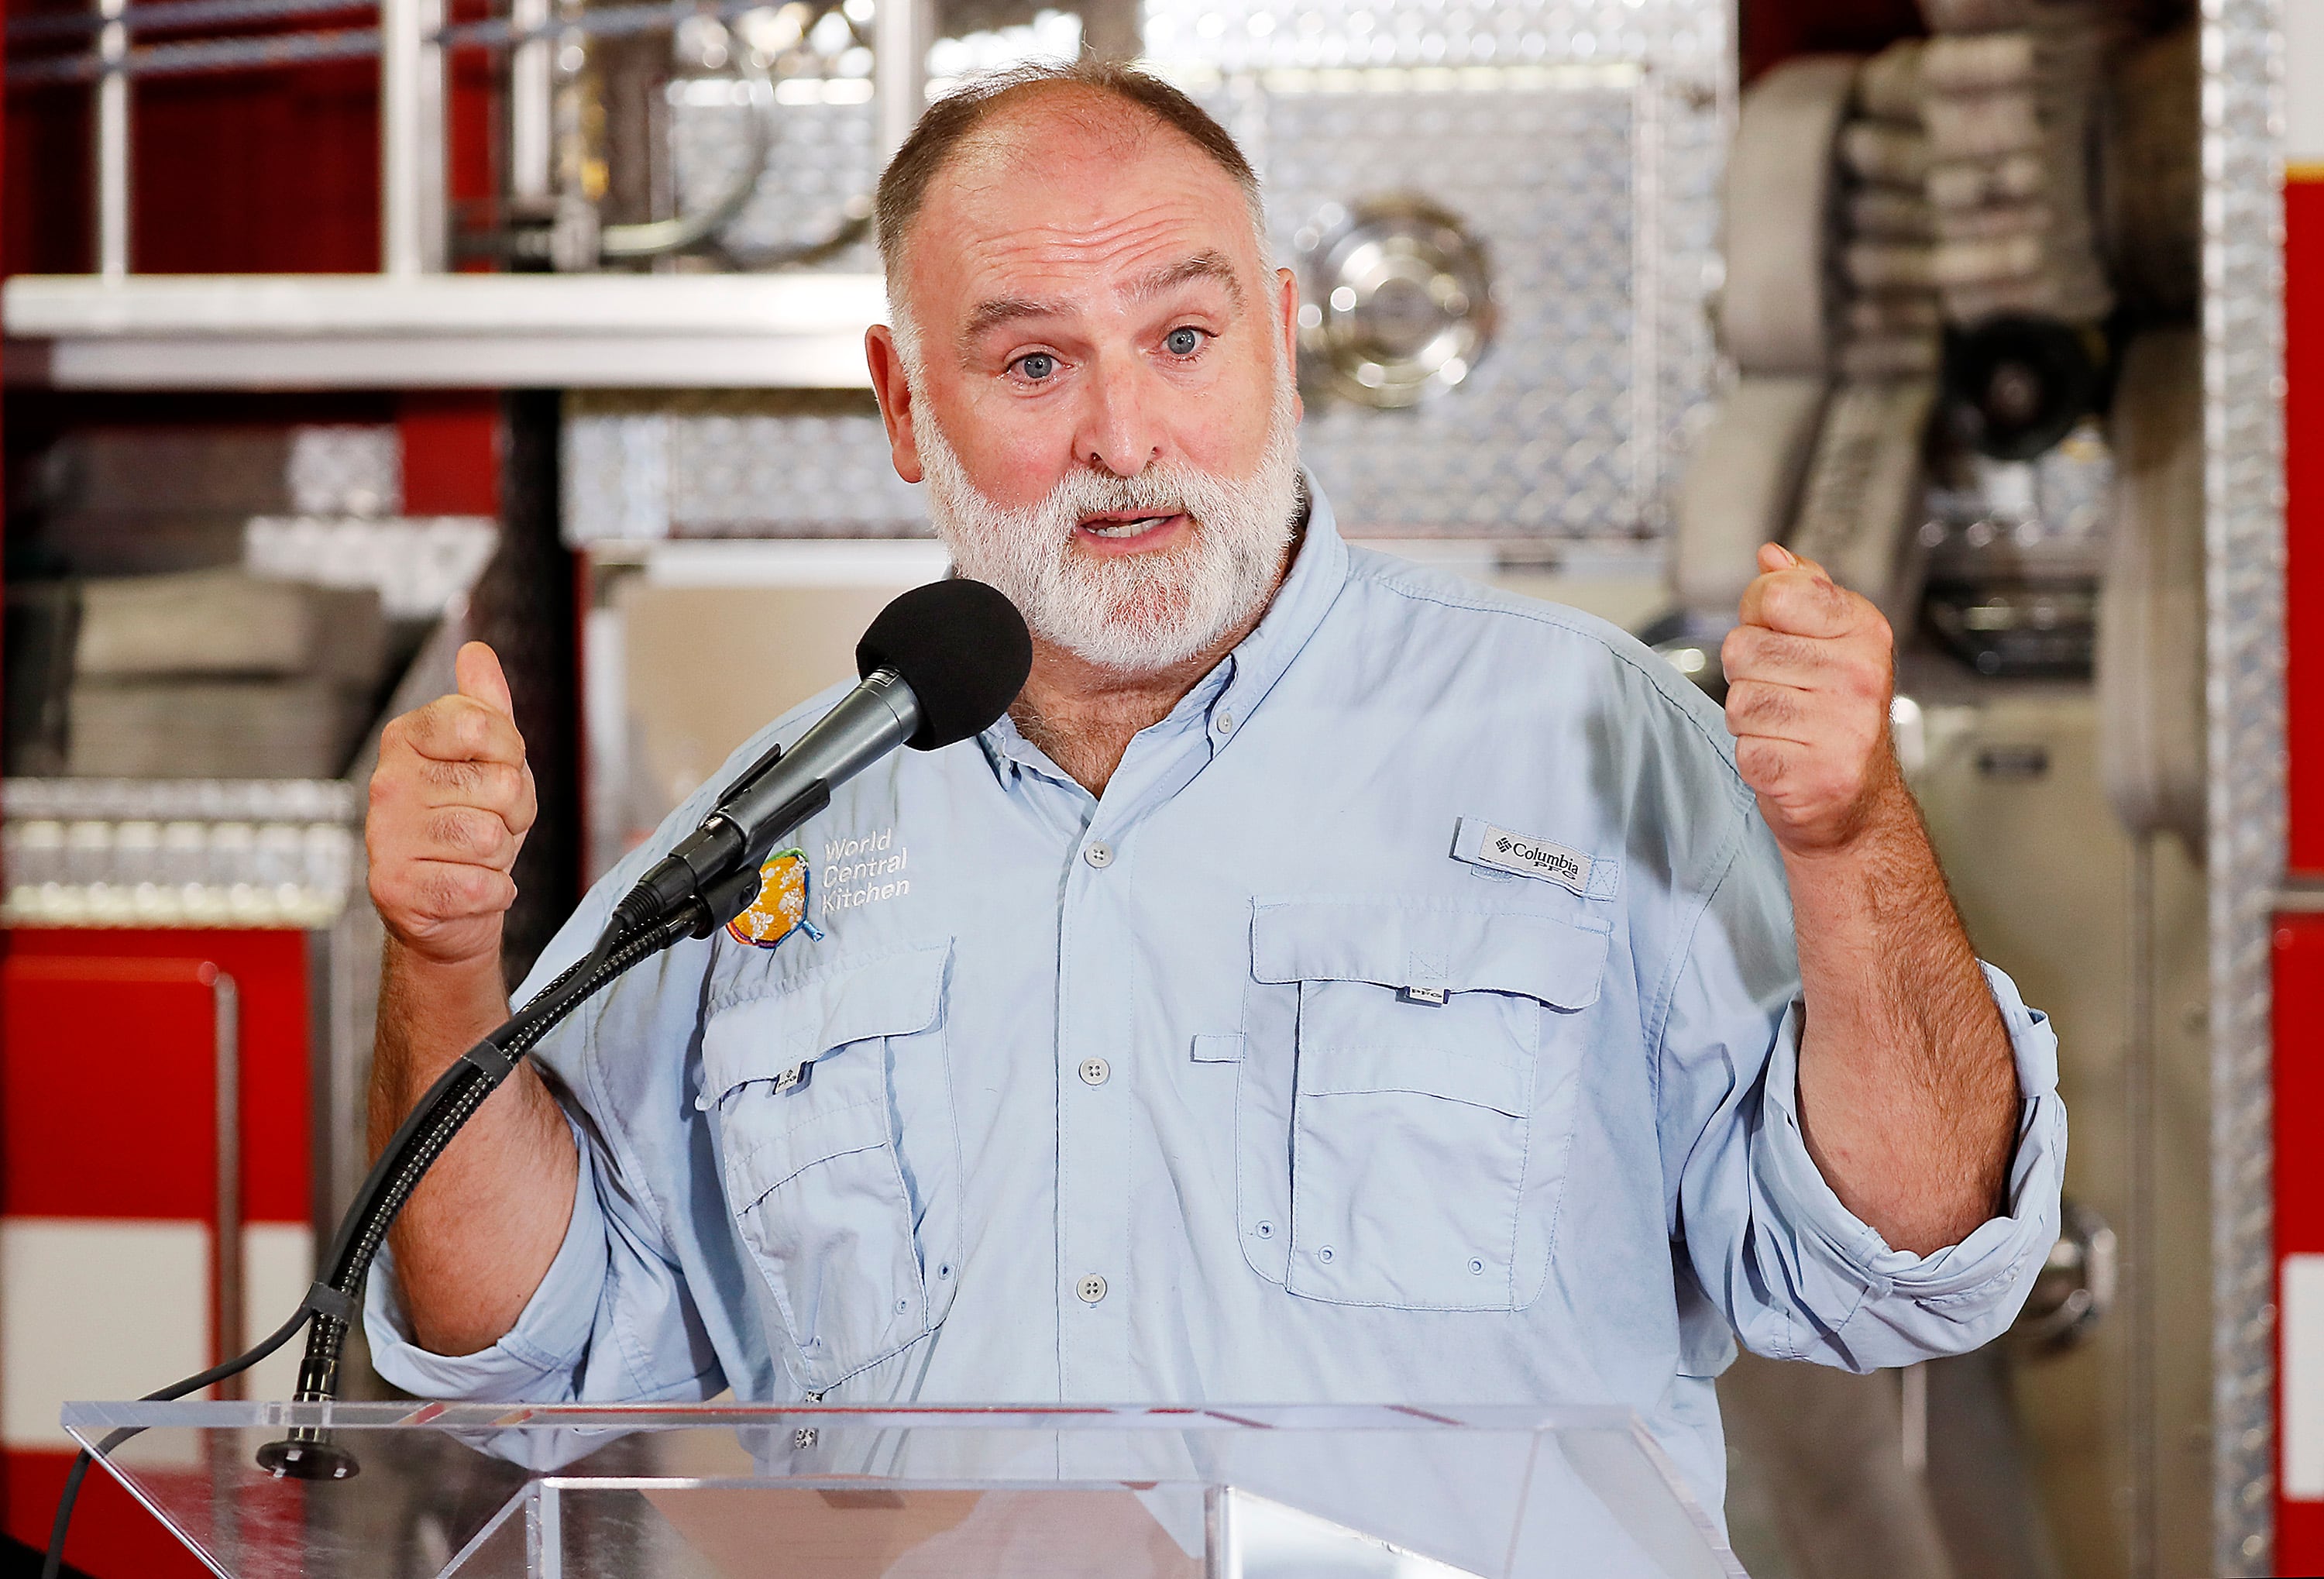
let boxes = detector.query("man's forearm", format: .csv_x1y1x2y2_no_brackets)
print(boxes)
1784,784,2020,1256
369,938,578,1357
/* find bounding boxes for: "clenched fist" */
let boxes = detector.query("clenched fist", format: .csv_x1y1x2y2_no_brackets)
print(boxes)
1720,544,1902,855
368,642,538,968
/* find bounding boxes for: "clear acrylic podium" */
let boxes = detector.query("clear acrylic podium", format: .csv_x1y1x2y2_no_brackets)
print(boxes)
66,1400,1746,1578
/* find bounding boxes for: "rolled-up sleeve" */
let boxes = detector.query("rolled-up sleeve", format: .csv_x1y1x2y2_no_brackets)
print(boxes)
1743,962,2065,1366
1658,821,2068,1373
364,1092,729,1402
365,1120,611,1400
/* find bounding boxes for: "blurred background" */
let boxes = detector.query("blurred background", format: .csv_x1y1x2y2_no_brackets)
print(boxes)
0,0,2307,1573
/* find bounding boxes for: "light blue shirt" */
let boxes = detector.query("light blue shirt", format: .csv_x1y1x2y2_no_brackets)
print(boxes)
369,480,2067,1520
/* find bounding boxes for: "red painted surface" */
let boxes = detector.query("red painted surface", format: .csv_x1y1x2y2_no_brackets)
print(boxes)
1740,0,1924,83
0,955,221,1574
4,81,88,278
401,391,501,514
5,1452,209,1579
135,64,385,275
2279,916,2324,1568
2,2,496,278
4,60,378,277
2285,171,2324,1574
4,931,310,1224
2291,178,2324,875
0,956,226,1220
448,21,497,259
0,933,313,1575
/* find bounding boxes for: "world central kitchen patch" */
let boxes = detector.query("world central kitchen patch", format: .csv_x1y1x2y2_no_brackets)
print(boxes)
725,849,824,949
1450,817,1619,900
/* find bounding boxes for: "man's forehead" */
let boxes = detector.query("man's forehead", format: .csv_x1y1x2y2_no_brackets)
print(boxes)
935,86,1226,203
906,96,1258,311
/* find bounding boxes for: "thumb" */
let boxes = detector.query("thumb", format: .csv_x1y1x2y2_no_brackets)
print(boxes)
1758,541,1833,584
455,641,515,718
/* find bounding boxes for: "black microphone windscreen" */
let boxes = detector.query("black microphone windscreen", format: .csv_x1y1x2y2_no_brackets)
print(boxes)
856,578,1033,750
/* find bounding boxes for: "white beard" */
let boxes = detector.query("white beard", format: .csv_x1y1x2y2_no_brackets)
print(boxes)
916,372,1304,675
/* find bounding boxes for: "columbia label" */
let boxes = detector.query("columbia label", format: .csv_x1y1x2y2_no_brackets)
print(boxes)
1475,823,1594,893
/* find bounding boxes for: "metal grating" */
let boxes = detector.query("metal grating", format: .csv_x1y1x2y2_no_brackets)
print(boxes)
0,778,363,929
1146,0,1731,538
1136,0,1727,74
565,390,927,540
668,81,883,270
2205,0,2287,1569
1247,71,1650,534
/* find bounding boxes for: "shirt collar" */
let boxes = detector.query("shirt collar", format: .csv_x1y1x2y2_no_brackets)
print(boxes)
1207,472,1349,737
975,470,1352,783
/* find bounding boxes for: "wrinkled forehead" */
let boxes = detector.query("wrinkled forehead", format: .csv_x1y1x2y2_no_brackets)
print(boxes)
899,95,1267,335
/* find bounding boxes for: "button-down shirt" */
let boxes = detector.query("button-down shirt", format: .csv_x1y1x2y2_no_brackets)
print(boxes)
369,480,2067,1521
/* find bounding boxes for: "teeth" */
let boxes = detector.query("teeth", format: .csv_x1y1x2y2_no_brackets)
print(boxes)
1085,515,1168,538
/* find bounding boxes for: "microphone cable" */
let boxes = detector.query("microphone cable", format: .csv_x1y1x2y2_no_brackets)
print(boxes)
42,1300,314,1579
40,880,741,1577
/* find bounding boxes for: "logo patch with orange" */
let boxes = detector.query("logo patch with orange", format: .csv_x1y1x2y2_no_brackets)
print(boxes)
724,848,825,951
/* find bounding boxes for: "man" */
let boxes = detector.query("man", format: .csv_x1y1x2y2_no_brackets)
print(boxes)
363,61,2063,1526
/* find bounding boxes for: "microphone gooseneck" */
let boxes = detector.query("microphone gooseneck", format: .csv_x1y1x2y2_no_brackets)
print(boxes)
97,579,1030,1505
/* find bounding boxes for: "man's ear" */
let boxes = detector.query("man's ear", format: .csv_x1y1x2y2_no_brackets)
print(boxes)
865,325,925,484
1275,267,1305,423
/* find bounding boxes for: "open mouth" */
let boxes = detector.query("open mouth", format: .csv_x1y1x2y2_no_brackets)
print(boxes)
1077,511,1185,545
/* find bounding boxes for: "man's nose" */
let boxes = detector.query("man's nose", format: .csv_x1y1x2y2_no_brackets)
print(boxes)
1072,350,1164,478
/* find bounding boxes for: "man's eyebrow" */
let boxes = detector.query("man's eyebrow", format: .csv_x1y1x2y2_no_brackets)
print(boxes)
961,295,1057,341
954,253,1246,353
1126,252,1244,308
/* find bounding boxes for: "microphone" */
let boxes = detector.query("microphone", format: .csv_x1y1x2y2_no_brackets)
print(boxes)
231,579,1026,1495
607,577,1031,939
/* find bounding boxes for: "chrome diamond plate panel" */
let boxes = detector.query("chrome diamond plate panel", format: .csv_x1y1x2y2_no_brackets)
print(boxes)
668,82,882,269
1137,0,1728,74
1249,71,1650,534
566,391,926,539
2206,0,2285,1570
1149,0,1729,538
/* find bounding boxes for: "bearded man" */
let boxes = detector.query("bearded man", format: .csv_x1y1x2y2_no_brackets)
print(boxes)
363,61,2064,1529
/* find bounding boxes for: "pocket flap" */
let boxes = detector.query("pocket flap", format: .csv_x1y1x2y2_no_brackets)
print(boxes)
1300,1043,1531,1116
728,1096,892,1208
702,941,951,1098
1251,901,1607,1009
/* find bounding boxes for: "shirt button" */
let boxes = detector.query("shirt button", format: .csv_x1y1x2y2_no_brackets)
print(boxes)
1215,710,1236,734
1083,841,1115,869
1076,1275,1109,1304
1079,1057,1111,1086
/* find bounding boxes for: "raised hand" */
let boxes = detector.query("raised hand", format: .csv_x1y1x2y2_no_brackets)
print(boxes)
366,642,538,969
1719,543,1903,855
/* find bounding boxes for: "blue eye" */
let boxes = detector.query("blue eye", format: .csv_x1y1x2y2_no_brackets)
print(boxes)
1165,327,1203,356
1016,353,1056,381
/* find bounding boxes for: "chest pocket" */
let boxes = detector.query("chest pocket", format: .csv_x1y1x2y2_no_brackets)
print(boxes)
700,941,958,1392
1237,901,1608,1311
